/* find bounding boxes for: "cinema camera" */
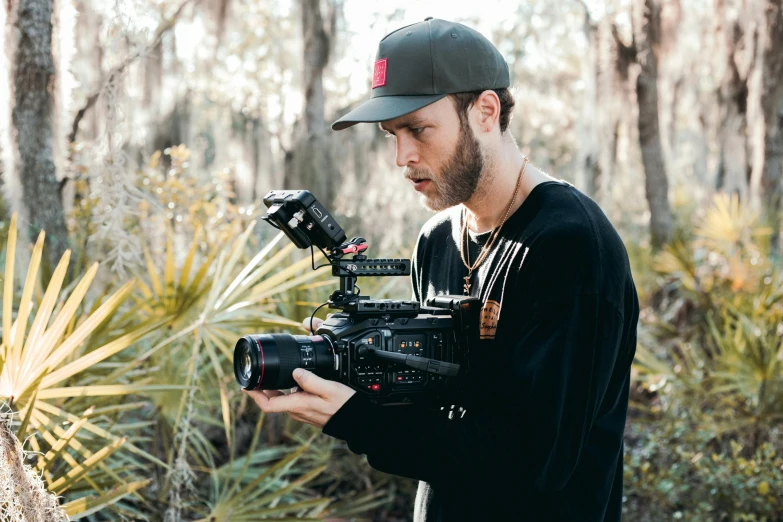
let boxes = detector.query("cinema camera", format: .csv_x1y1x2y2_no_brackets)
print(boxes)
233,190,479,406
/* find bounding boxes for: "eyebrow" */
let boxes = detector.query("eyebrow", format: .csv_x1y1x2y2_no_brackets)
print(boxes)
379,117,426,133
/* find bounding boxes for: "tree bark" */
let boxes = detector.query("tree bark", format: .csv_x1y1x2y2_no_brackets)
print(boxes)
757,0,783,252
284,0,337,212
577,4,601,199
13,0,69,265
252,116,277,202
276,0,339,444
600,23,635,217
302,0,330,136
214,0,231,47
633,0,674,249
0,0,11,203
715,0,755,198
658,0,682,157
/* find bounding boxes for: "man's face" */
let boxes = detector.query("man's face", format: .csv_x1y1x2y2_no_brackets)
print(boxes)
380,97,485,212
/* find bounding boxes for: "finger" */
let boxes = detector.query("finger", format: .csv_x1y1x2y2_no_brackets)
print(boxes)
244,389,271,410
301,317,324,333
245,389,297,412
254,390,315,414
291,368,340,399
262,390,285,399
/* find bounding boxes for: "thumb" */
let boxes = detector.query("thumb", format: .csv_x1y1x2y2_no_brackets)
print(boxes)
302,314,334,333
292,368,332,397
302,317,322,333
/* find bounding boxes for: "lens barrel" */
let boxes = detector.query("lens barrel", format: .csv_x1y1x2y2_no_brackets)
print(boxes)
233,334,336,390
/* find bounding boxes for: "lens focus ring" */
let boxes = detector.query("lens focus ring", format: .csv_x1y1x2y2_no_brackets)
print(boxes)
233,334,335,390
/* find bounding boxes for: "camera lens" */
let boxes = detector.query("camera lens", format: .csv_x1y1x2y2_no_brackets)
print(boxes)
240,350,252,380
233,334,336,390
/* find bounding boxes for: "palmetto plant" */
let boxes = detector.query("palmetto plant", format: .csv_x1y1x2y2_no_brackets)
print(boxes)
634,193,783,441
190,414,329,521
0,214,176,518
191,409,393,521
0,208,388,519
89,219,351,518
653,194,773,303
108,222,329,444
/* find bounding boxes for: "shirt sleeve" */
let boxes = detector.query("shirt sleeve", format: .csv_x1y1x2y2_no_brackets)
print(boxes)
410,229,424,303
322,289,627,490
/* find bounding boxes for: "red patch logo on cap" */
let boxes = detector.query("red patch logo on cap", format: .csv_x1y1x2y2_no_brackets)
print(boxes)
372,58,387,89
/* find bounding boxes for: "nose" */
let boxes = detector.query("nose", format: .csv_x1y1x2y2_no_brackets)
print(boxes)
395,135,419,168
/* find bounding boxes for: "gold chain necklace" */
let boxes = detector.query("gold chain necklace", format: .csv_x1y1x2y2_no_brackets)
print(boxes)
460,157,528,295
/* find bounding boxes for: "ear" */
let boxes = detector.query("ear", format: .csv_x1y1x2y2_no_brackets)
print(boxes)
473,90,501,134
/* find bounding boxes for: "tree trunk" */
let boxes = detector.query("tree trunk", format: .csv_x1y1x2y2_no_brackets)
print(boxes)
302,0,329,136
599,23,635,218
252,116,277,201
757,0,783,252
284,0,337,212
214,0,231,47
715,0,755,198
717,91,751,196
275,0,338,445
143,39,163,113
694,105,712,187
634,0,674,249
657,0,682,161
577,5,601,199
0,0,11,204
13,0,69,265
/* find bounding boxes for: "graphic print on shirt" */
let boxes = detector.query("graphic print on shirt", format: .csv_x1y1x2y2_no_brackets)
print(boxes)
479,300,500,339
477,245,529,340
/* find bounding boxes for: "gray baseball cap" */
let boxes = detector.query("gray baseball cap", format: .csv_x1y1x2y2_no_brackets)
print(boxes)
332,17,510,131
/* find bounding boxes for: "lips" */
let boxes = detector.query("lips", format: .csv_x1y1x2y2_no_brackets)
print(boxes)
411,179,431,191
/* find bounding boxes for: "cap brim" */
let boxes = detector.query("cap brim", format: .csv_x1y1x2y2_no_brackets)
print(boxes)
331,94,447,131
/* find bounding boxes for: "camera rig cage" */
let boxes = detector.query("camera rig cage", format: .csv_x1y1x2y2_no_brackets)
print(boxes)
262,190,415,313
260,189,476,382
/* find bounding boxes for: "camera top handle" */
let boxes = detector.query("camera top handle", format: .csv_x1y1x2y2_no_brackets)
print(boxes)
329,243,411,304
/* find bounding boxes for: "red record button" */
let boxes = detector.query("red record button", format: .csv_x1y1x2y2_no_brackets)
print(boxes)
371,383,380,391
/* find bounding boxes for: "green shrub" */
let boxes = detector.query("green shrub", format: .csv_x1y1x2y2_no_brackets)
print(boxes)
624,421,783,521
629,193,783,521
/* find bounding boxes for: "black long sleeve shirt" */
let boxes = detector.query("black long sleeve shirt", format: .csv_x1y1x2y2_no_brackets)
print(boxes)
323,180,639,521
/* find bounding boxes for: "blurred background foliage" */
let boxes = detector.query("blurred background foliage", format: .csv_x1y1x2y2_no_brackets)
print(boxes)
0,0,783,520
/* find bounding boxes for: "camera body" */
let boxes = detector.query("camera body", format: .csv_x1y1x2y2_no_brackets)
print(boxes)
321,295,477,405
233,190,479,406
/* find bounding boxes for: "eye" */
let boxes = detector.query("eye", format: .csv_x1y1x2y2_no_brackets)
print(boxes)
410,127,425,135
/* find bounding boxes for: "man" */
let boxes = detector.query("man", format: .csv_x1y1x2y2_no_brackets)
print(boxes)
245,17,639,521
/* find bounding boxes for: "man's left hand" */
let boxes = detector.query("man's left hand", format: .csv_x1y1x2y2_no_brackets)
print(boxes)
244,368,356,429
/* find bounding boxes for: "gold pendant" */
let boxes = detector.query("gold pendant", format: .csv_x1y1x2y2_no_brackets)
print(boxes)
464,275,471,295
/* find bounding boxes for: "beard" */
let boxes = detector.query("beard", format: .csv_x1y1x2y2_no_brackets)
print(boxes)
406,120,488,212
